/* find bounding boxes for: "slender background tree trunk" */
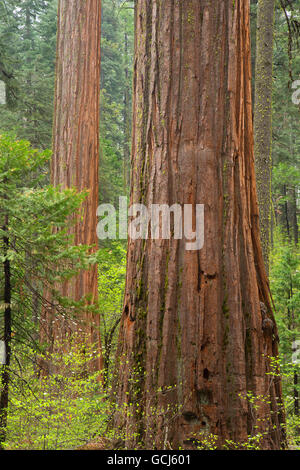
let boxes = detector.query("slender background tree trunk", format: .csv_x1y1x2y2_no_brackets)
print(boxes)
123,28,131,192
0,210,12,449
113,0,286,450
254,0,275,275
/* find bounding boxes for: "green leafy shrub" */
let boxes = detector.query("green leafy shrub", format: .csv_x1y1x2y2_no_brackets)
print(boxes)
4,340,108,450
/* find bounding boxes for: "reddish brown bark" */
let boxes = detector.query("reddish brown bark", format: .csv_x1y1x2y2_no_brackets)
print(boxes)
113,0,286,449
41,0,102,372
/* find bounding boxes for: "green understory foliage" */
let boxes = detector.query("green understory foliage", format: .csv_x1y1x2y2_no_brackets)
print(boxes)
98,242,126,387
0,133,100,447
3,340,107,450
270,230,300,447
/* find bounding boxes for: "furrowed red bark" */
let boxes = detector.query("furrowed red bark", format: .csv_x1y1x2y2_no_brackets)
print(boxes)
113,0,286,449
41,0,102,372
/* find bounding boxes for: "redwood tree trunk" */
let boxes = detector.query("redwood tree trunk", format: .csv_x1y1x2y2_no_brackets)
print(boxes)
113,0,286,449
41,0,102,371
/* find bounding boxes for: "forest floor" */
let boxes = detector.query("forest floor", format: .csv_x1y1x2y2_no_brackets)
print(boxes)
76,438,110,450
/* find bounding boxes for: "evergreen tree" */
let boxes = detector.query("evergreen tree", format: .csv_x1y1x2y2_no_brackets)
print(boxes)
0,133,96,447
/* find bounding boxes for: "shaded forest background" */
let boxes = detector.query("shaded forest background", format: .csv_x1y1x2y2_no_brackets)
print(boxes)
0,0,299,450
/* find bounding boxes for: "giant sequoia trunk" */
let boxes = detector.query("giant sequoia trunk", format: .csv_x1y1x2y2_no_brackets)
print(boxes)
41,0,102,371
254,0,275,274
113,0,286,449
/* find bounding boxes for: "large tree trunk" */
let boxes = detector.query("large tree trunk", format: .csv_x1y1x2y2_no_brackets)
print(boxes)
253,0,275,275
113,0,286,450
41,0,102,372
